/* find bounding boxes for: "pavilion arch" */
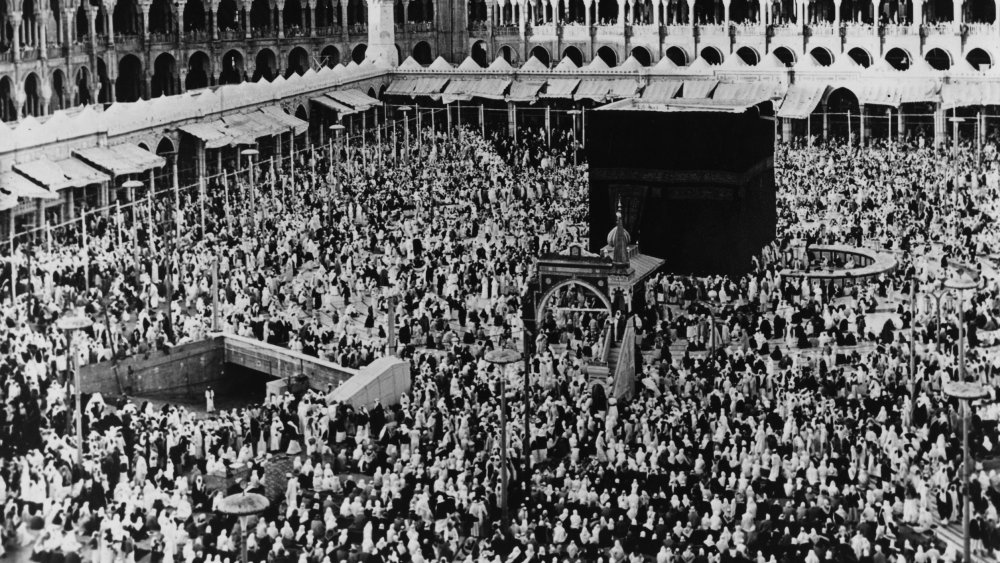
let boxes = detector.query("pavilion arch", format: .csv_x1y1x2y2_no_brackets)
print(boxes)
220,49,245,84
351,43,367,63
969,0,994,23
498,45,518,65
847,46,873,67
562,45,584,66
253,48,278,81
294,104,308,121
809,46,834,66
0,75,16,121
412,41,433,65
536,279,614,322
138,141,152,151
116,54,144,102
50,69,66,112
885,47,911,70
186,51,212,90
700,45,723,65
966,48,993,70
925,47,952,70
471,40,489,66
286,46,310,76
367,86,377,99
183,0,207,31
630,46,652,66
735,45,760,65
23,72,41,117
249,0,271,29
530,45,551,66
772,46,796,66
321,45,341,67
597,45,618,67
284,0,304,30
151,52,178,97
217,0,240,29
665,45,688,66
156,136,176,155
825,86,859,113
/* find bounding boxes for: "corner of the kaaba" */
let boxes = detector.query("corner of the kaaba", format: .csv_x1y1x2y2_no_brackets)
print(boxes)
586,98,777,277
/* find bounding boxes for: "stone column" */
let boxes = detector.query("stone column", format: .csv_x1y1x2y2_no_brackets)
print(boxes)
85,5,97,46
584,0,592,26
105,1,116,44
517,0,526,36
9,13,22,62
366,0,397,64
37,8,49,56
140,2,151,39
833,0,839,28
63,8,76,46
176,0,186,38
244,0,252,37
340,0,348,41
276,0,285,37
723,0,729,28
211,0,220,38
952,0,960,29
308,0,317,35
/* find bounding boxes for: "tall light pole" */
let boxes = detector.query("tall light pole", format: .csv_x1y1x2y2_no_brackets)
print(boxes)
241,148,259,229
122,179,144,280
943,380,987,563
57,302,94,466
949,116,965,204
567,109,581,167
945,272,979,383
484,348,520,526
398,105,412,162
927,280,951,354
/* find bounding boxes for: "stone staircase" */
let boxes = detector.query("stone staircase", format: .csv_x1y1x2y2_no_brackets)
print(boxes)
931,517,998,562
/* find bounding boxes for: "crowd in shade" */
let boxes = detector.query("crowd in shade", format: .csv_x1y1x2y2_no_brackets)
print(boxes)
1,112,1000,563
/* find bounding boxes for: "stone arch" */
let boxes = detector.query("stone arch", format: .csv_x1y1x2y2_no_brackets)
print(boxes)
630,46,652,66
412,40,432,64
0,75,16,121
183,0,207,31
735,45,760,65
537,279,614,322
924,47,952,70
665,45,688,66
187,50,212,90
295,104,308,120
50,68,67,112
156,136,176,155
847,46,872,67
498,44,518,64
471,39,489,66
148,0,174,33
700,45,723,65
825,85,859,113
253,47,278,81
74,66,93,106
151,52,178,97
885,47,911,70
113,0,140,34
284,0,304,30
249,0,271,30
220,48,245,84
351,43,367,63
809,46,834,66
562,45,584,66
116,53,144,102
96,57,112,103
772,46,796,66
286,46,310,76
966,47,993,70
596,45,618,67
22,72,42,117
217,0,239,29
321,45,341,67
530,45,551,66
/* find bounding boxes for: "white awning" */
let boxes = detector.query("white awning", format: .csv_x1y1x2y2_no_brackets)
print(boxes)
777,83,827,119
1,171,58,200
941,83,981,109
179,122,236,149
15,159,75,191
259,105,308,135
681,80,719,98
712,82,782,105
641,80,682,102
541,78,580,99
326,89,379,110
74,143,165,176
311,95,357,115
506,80,546,102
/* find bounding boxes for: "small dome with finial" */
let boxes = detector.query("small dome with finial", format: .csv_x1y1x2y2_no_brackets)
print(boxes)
607,199,631,265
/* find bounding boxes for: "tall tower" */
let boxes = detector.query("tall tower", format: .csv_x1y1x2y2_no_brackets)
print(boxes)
367,0,399,67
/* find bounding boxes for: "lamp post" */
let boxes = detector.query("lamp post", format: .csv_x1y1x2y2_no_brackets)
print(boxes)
567,109,581,167
398,105,412,162
57,303,94,466
329,123,346,181
943,380,988,563
121,179,144,280
484,348,521,526
241,148,259,228
927,280,951,354
945,272,979,383
217,490,269,563
949,116,965,203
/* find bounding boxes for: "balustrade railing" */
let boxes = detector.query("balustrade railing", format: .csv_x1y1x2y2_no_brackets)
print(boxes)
218,28,245,39
405,21,433,32
842,21,877,35
806,22,837,35
881,23,914,35
964,22,995,36
697,23,726,35
769,23,801,35
630,23,658,35
494,23,518,35
348,23,368,34
314,25,341,36
732,22,765,35
561,23,589,38
663,23,692,35
531,23,557,35
923,22,954,35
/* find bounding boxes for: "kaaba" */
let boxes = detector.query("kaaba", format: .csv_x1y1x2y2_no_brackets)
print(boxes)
587,99,776,277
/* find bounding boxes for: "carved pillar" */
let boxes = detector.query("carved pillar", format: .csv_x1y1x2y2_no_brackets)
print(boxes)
9,12,22,62
140,2,151,38
105,1,116,44
176,0,186,38
308,0,317,35
244,0,252,37
276,0,285,37
37,8,50,56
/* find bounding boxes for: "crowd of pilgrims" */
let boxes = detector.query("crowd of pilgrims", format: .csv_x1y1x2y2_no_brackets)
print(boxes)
2,113,1000,563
